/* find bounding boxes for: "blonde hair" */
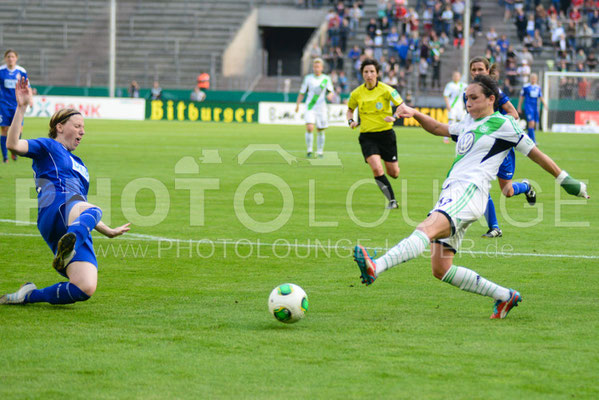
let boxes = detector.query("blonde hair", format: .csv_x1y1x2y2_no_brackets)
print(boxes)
313,58,324,65
49,108,81,139
4,49,17,58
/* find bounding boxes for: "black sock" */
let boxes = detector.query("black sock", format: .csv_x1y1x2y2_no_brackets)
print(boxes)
375,175,395,201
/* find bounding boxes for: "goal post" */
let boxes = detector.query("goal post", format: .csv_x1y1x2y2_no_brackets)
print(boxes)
542,71,599,133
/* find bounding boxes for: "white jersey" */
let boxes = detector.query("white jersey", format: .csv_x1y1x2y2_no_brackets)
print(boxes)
447,111,535,192
443,80,467,118
300,73,334,112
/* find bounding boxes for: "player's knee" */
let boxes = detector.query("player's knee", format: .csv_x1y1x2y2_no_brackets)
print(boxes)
72,279,96,297
388,169,399,179
431,264,447,280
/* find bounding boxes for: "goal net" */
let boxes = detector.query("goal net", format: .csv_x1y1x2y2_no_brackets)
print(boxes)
543,72,599,133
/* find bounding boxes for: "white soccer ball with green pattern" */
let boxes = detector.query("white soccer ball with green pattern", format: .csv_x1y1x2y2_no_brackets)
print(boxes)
268,283,308,324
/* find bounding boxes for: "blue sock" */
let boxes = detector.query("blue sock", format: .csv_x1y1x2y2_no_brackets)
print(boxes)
484,195,500,229
1,136,7,161
68,207,102,252
512,181,529,196
25,282,90,304
527,127,536,143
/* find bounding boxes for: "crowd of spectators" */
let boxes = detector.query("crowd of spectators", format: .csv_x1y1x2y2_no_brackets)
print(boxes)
486,0,598,99
301,0,597,101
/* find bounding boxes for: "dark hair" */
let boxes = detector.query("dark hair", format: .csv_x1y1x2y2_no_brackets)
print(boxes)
472,74,500,109
469,56,499,80
360,58,380,74
4,49,17,58
49,108,81,139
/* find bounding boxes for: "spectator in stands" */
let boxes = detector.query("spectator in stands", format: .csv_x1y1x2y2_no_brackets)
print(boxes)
431,53,441,89
433,2,444,35
520,47,534,66
128,80,139,98
452,0,465,22
396,34,410,67
150,80,162,100
366,18,377,40
422,7,434,34
526,13,535,37
339,18,350,51
397,69,407,97
387,26,400,54
505,59,519,86
578,23,594,51
197,73,210,90
534,4,547,36
550,21,565,50
379,16,391,36
348,3,364,35
438,31,450,49
504,0,515,22
497,34,510,57
338,70,349,93
516,59,531,84
587,52,597,71
486,26,498,50
565,21,577,49
575,49,587,65
441,4,453,36
309,42,323,60
190,87,206,102
374,30,384,61
528,29,542,55
419,57,428,89
453,20,464,48
348,45,361,65
472,9,483,36
514,8,527,41
383,69,399,88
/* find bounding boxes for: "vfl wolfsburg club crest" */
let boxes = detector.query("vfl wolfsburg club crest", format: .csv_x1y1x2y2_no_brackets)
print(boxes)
456,131,475,155
376,102,383,109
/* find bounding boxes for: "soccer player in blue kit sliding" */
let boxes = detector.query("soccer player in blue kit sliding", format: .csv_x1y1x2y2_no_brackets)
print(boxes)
0,49,31,163
1,77,131,305
517,73,547,143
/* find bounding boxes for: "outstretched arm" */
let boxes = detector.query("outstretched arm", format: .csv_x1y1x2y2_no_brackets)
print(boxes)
396,104,450,137
95,221,131,238
527,147,590,198
502,100,519,119
7,77,31,155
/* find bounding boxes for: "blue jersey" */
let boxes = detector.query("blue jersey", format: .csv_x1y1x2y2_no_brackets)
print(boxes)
0,64,28,110
25,138,90,209
520,83,542,113
463,87,510,114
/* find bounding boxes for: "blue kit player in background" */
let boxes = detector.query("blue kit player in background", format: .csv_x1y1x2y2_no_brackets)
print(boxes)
517,73,547,143
468,56,536,238
0,49,32,163
0,77,131,306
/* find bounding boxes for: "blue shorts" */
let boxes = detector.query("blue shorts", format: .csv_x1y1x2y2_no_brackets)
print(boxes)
497,149,516,180
524,108,539,123
37,196,98,278
0,104,18,127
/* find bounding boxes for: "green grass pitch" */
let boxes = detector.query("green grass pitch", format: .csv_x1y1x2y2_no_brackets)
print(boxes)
1,119,598,399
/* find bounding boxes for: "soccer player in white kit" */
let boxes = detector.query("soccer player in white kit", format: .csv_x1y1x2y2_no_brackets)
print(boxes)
443,71,467,144
295,58,335,158
353,75,590,319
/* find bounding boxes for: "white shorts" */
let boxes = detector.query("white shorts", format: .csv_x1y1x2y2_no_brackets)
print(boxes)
304,109,328,130
429,180,486,252
448,107,466,124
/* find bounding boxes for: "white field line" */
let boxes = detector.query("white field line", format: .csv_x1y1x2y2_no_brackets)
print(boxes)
1,220,598,260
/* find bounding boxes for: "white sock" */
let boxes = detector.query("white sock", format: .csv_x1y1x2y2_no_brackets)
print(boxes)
316,131,325,154
375,230,430,275
441,265,511,301
305,132,313,153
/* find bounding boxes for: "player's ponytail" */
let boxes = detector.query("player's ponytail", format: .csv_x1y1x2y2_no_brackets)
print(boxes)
48,108,81,139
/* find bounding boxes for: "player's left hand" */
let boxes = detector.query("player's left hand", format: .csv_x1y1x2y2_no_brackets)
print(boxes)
108,223,131,238
383,116,396,122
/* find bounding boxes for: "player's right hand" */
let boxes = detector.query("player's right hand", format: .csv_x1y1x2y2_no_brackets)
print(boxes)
15,77,31,108
396,104,415,118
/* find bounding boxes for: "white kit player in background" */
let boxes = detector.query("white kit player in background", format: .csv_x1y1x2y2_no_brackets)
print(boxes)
295,58,335,158
443,71,467,144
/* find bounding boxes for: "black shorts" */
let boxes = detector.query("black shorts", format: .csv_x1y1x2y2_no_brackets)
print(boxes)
358,129,398,163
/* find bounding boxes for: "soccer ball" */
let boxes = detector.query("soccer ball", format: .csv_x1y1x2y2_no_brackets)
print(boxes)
268,283,308,324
